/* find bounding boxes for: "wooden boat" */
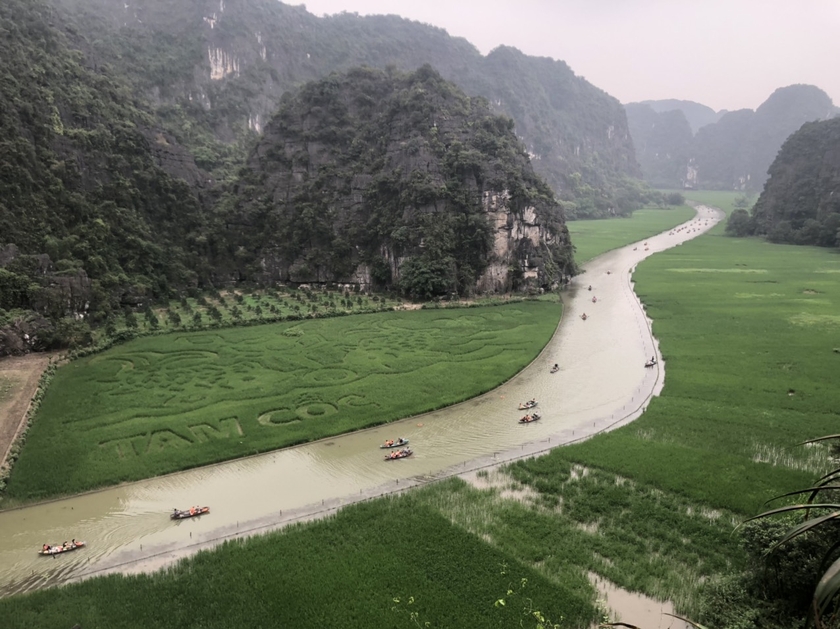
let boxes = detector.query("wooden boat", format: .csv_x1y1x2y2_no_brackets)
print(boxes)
518,400,538,410
379,438,409,449
171,506,210,520
39,541,85,556
384,448,413,461
519,413,542,424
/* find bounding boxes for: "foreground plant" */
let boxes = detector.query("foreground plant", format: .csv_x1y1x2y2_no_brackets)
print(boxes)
746,435,840,628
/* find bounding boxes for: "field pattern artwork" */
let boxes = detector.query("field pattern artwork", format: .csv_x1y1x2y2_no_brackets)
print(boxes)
7,303,559,501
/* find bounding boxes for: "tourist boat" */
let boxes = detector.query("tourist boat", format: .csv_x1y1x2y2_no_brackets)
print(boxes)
171,506,210,520
518,400,538,410
519,413,542,424
384,448,413,461
39,541,85,556
379,438,409,449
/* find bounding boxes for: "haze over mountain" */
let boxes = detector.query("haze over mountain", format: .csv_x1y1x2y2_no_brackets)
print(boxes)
625,85,837,190
7,0,640,353
52,0,642,217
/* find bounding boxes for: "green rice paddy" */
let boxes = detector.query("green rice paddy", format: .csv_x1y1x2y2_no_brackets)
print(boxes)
568,205,695,264
0,497,598,629
5,302,560,502
4,193,836,626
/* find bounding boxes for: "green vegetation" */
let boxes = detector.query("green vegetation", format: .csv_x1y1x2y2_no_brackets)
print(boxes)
5,302,560,503
218,65,575,296
506,204,840,625
748,118,840,248
0,497,597,629
567,205,694,263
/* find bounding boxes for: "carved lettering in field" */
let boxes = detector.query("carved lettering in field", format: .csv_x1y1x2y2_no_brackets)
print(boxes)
189,417,243,442
100,418,244,458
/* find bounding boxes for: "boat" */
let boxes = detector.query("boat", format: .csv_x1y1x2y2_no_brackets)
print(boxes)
384,448,413,461
171,506,210,520
39,541,85,556
518,400,538,410
519,413,542,424
644,359,657,368
379,438,409,449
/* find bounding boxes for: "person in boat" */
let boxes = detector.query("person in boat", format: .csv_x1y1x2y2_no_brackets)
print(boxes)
385,439,394,447
43,544,49,552
190,506,196,516
71,539,76,547
588,285,592,291
63,541,68,549
592,296,597,303
581,313,587,320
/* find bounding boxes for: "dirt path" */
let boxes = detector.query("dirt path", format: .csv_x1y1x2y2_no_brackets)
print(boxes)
0,354,55,469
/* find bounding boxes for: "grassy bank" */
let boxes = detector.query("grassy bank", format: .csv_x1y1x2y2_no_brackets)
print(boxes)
6,302,560,503
568,205,695,264
0,496,599,629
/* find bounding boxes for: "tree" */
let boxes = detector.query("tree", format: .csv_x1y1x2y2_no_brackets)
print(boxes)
726,209,754,237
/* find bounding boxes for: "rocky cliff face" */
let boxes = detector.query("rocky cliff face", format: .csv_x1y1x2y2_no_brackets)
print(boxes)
219,67,575,298
749,117,840,247
52,0,640,213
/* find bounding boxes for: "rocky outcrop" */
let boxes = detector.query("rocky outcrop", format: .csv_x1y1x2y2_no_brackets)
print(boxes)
221,67,575,298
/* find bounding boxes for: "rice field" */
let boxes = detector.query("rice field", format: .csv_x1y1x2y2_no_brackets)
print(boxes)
5,193,835,625
0,496,599,629
5,302,560,502
568,205,695,264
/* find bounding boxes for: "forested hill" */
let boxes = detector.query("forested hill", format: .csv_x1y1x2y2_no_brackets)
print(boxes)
51,0,641,217
0,0,214,351
732,117,840,247
625,85,837,190
216,66,576,299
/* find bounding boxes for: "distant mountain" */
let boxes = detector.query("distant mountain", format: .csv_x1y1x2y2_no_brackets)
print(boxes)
746,117,840,247
639,99,724,134
51,0,640,216
624,104,693,189
625,85,836,190
218,66,576,297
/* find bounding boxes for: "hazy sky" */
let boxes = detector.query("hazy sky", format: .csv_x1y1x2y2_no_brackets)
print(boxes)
295,0,840,112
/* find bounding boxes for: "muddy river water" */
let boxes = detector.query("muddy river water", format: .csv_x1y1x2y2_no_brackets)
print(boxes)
0,205,722,597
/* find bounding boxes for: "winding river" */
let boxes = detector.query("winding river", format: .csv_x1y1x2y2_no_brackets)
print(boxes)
0,205,723,597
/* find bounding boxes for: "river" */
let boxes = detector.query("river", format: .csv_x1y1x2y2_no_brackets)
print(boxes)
0,205,723,597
